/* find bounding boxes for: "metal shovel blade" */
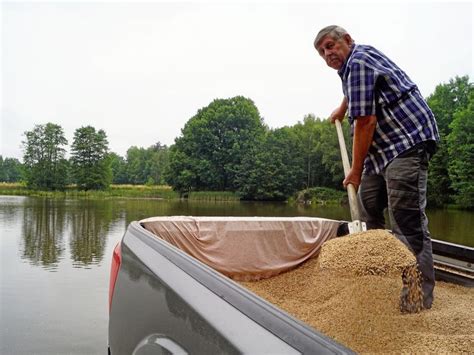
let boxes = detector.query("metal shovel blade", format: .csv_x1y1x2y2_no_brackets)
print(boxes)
348,220,367,234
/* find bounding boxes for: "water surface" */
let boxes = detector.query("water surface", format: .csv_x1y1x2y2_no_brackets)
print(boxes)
0,196,472,354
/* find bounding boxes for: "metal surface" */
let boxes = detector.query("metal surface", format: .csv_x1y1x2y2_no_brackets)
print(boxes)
109,222,355,354
109,221,474,354
432,238,474,287
434,254,473,273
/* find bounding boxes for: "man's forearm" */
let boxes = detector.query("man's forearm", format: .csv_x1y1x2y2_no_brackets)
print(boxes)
339,96,348,115
352,115,377,175
330,97,349,123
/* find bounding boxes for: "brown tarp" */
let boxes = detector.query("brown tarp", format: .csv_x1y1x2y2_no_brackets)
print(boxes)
141,216,341,281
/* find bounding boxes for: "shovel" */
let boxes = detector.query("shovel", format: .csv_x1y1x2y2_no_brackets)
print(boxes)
335,119,367,234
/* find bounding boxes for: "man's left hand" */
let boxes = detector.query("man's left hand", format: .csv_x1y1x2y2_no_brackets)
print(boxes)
343,168,362,190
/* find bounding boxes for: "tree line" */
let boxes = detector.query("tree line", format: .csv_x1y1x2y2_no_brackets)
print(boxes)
1,125,170,190
1,75,472,208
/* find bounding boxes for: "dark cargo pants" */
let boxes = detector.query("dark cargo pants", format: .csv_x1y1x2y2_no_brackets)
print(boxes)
357,143,435,308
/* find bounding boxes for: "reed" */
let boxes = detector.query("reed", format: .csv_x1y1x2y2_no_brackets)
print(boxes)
293,187,346,205
187,191,240,201
0,183,178,199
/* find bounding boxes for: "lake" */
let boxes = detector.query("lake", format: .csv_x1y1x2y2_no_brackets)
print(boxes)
0,195,472,354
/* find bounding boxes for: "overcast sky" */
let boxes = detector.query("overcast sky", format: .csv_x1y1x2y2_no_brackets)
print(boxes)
2,0,473,161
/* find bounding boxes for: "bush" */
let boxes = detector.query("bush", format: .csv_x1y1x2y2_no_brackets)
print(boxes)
295,187,346,205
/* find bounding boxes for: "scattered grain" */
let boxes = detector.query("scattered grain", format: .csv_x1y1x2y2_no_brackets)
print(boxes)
240,229,474,353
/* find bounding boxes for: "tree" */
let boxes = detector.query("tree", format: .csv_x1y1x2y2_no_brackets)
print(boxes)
147,142,169,185
292,115,323,188
291,115,349,190
166,96,266,192
125,146,148,184
0,156,23,182
427,76,472,136
70,126,111,190
109,152,128,184
447,92,474,208
236,128,305,200
22,123,68,190
123,143,170,185
314,119,349,189
426,76,473,206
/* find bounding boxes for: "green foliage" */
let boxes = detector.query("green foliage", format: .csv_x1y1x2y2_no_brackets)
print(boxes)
426,75,473,207
70,126,111,190
236,127,305,200
292,115,326,188
0,156,23,182
295,187,346,204
165,147,197,193
0,183,179,199
125,142,169,185
316,119,349,188
291,115,348,189
427,140,453,206
22,123,69,190
427,76,472,136
147,142,170,185
126,146,148,184
109,152,128,184
447,92,474,208
10,76,472,208
187,191,240,201
166,96,266,192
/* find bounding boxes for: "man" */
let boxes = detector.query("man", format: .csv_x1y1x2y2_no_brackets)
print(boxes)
314,25,439,309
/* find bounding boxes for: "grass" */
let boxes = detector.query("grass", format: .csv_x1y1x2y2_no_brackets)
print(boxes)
0,182,343,204
0,182,178,199
292,187,346,205
0,182,239,201
187,190,240,201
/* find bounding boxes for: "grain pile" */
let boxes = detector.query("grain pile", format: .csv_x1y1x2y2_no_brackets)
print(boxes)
318,229,416,276
241,229,474,353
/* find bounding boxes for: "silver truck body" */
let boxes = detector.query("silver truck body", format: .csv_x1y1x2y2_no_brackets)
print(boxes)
109,220,473,354
108,221,354,354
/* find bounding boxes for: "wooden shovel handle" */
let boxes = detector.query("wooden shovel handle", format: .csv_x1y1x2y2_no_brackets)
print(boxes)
335,119,361,221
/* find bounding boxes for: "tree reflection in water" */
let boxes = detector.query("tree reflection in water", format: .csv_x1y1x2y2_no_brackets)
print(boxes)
20,198,120,269
68,199,113,267
21,198,66,269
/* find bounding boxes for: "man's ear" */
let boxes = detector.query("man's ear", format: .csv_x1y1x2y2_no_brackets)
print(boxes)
343,34,353,45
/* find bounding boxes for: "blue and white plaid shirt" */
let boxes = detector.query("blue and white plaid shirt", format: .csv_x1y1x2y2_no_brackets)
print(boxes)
338,44,439,175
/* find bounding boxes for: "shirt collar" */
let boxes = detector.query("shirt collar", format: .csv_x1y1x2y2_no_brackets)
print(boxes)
338,43,356,78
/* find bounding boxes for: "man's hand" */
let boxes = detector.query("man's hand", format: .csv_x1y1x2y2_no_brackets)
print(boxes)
329,96,348,124
330,107,345,124
343,167,363,190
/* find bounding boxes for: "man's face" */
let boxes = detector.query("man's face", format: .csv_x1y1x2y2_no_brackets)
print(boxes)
316,34,353,70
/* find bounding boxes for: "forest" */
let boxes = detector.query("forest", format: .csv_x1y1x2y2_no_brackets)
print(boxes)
1,76,472,208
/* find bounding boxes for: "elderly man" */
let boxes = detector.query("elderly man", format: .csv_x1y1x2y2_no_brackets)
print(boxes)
314,25,439,309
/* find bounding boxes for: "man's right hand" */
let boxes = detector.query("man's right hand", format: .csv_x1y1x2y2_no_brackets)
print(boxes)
329,96,348,124
329,108,345,124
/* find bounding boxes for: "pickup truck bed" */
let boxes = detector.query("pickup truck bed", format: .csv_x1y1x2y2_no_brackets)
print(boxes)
108,218,473,354
108,221,353,354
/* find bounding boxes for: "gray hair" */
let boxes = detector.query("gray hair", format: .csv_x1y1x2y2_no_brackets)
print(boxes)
314,25,351,49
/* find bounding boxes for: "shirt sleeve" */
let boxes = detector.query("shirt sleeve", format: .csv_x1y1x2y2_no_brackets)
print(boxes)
347,60,377,118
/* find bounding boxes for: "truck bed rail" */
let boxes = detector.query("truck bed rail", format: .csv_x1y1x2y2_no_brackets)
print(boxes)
432,239,474,287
